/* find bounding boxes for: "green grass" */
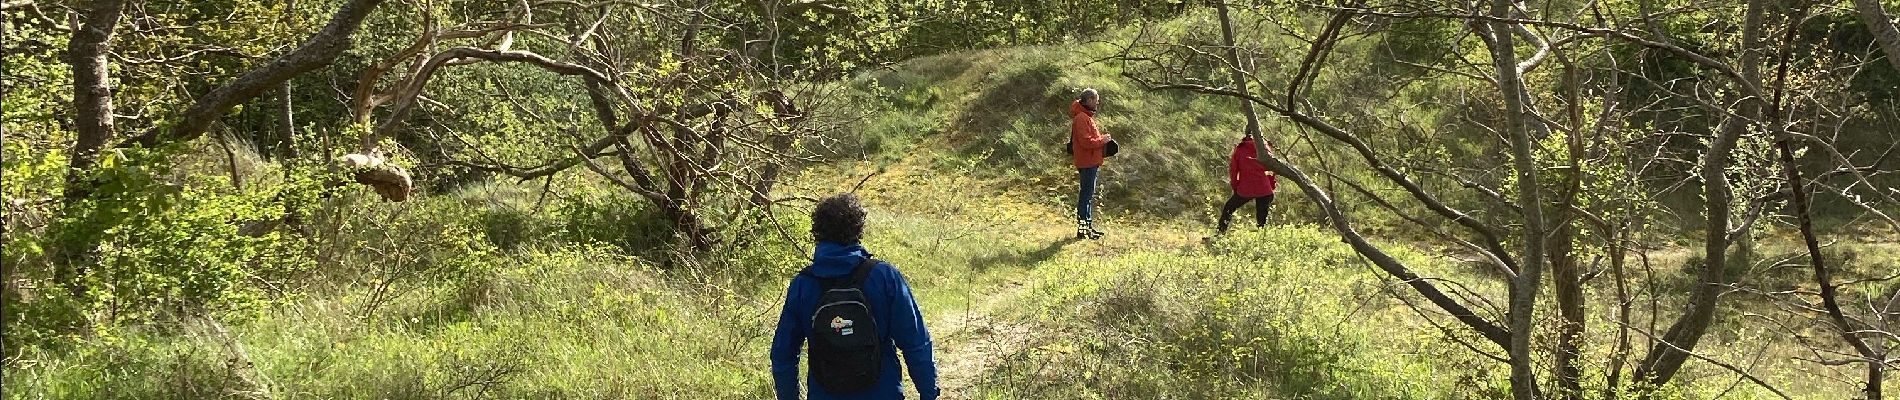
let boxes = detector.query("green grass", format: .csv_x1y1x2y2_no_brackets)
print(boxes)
2,150,1476,399
968,227,1497,399
3,159,1076,399
840,42,1269,222
8,244,780,399
9,155,1895,399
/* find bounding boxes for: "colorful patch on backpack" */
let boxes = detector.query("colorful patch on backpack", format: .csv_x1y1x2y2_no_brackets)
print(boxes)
830,316,855,335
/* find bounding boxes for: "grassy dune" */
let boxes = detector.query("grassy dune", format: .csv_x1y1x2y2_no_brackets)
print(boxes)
10,23,1898,399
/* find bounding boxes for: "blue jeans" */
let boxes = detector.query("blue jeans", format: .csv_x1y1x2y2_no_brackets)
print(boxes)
1077,167,1099,221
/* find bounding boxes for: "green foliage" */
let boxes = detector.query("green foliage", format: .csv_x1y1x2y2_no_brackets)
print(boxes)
896,1,1192,56
551,188,675,255
47,149,309,321
1797,8,1900,103
2,2,75,207
441,180,560,252
1372,18,1463,74
3,147,319,366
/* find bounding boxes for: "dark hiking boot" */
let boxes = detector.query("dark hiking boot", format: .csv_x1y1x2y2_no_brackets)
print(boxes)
1081,219,1105,240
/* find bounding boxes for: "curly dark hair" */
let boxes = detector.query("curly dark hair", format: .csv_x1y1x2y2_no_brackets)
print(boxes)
811,194,867,244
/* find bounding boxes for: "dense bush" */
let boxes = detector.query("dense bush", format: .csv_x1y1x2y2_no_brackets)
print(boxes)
6,150,314,354
552,188,677,256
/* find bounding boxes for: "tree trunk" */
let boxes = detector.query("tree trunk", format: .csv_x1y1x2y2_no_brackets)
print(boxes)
1551,211,1584,400
1485,0,1552,397
216,132,243,191
55,0,126,299
1604,218,1635,399
1867,362,1885,400
1551,44,1594,400
278,81,303,228
1637,0,1768,388
1852,0,1900,71
753,90,803,205
1592,23,1635,397
680,0,710,57
1214,2,1263,143
279,0,299,161
275,82,298,160
664,201,712,253
60,0,126,205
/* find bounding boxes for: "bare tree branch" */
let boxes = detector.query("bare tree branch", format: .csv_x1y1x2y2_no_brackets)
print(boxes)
1622,322,1797,400
1317,4,1768,100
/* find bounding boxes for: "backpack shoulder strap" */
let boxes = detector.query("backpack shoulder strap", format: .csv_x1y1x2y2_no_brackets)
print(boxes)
798,266,836,289
806,257,878,291
848,258,879,287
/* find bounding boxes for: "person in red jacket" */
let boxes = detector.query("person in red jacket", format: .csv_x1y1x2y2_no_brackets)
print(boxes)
1219,135,1276,233
1071,88,1112,239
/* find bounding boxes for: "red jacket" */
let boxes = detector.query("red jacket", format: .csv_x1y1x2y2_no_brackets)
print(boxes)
1070,100,1109,168
1229,137,1276,197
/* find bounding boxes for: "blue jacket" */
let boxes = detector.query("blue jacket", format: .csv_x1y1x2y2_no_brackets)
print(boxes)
771,241,939,400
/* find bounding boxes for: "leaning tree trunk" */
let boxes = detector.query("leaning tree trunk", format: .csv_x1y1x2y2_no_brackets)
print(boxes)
1213,1,1264,144
57,0,391,205
122,0,386,149
1771,3,1886,398
1852,0,1900,71
1205,0,1512,352
1215,2,1528,393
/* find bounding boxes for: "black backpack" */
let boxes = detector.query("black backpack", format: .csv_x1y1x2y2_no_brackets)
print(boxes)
805,258,882,393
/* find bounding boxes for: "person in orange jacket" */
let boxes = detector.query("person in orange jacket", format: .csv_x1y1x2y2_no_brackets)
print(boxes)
1219,135,1277,233
1071,88,1112,239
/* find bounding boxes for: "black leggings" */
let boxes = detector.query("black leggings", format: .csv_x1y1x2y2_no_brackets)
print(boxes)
1218,194,1274,232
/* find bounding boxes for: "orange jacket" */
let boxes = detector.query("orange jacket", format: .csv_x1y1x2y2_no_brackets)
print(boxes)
1070,100,1109,168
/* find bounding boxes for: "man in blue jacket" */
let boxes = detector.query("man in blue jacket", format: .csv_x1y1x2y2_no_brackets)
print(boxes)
771,194,940,400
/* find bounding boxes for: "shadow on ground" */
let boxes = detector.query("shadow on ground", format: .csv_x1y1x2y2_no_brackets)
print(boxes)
970,236,1080,272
